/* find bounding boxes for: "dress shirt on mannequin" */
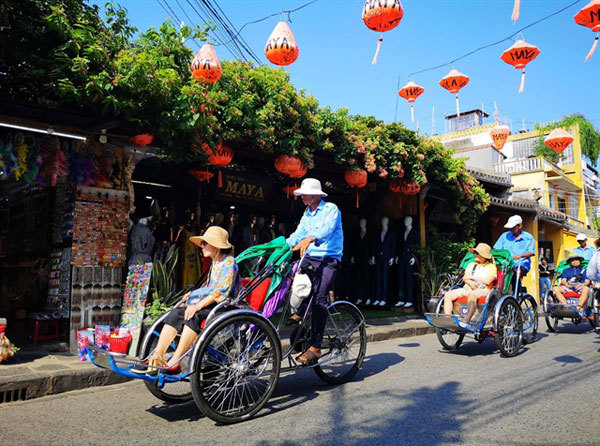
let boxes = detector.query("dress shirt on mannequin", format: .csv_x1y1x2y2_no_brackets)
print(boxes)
373,217,396,306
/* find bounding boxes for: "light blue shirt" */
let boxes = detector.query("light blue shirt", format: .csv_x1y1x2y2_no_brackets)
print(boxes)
494,230,535,272
286,200,344,261
586,249,600,281
573,245,595,261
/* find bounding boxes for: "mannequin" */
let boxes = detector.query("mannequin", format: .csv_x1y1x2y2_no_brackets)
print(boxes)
372,217,396,306
396,216,420,308
352,218,372,305
177,209,202,287
129,216,155,265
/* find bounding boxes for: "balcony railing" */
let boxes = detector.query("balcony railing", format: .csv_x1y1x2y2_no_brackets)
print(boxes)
492,156,566,176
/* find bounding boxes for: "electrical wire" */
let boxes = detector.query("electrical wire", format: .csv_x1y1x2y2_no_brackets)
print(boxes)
407,0,586,79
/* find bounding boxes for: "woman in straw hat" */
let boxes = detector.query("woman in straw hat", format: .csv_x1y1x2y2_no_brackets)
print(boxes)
443,243,497,329
137,226,240,374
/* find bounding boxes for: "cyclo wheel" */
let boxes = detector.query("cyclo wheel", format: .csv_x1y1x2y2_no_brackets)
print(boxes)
191,312,281,424
434,298,464,351
314,302,367,384
139,319,193,404
494,298,523,357
543,291,559,332
520,294,538,344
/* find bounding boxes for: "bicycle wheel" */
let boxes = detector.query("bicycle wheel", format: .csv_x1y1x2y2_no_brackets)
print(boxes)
314,302,367,384
191,312,281,424
520,295,538,344
140,323,193,404
494,298,523,357
434,298,464,351
543,291,559,332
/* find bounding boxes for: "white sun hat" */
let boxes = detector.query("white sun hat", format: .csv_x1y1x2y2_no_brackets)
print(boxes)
504,215,523,228
293,178,327,197
576,233,587,241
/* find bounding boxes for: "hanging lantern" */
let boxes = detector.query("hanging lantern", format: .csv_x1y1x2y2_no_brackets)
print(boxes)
188,169,214,183
398,81,425,123
362,0,404,64
191,44,222,83
344,168,368,208
274,154,303,176
400,179,421,196
389,178,402,193
544,128,573,153
574,0,600,61
265,22,300,66
489,125,511,150
511,0,521,23
288,163,307,180
500,39,540,94
439,69,470,117
204,142,233,187
130,134,154,146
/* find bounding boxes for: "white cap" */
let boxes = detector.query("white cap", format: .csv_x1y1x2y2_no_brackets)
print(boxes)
293,178,327,197
504,215,523,229
576,233,587,241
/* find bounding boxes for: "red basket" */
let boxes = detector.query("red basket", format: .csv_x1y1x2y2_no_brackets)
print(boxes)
109,332,132,354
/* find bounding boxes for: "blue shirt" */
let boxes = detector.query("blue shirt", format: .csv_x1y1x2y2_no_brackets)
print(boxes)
573,245,595,261
560,266,587,285
493,230,535,272
286,200,344,260
587,250,600,281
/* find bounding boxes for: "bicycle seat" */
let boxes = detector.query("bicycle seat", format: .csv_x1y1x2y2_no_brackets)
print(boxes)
563,291,581,299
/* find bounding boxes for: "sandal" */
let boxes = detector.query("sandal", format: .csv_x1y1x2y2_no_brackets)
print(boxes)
296,349,321,366
285,315,302,326
146,357,167,375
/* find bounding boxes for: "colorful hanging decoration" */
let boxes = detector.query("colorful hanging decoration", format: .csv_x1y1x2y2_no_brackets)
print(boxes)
191,44,222,83
362,0,404,64
398,81,425,123
544,128,573,153
511,0,521,23
574,0,600,61
204,142,233,187
439,69,470,117
344,168,368,208
400,179,420,196
500,39,540,94
389,178,402,193
265,22,300,66
130,134,154,146
274,154,303,176
188,169,214,183
489,125,511,150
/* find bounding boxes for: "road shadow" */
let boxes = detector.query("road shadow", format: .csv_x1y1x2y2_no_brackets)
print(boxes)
146,400,204,422
397,342,420,347
554,355,583,364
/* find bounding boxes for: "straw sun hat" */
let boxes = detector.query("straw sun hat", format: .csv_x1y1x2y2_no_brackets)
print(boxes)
190,226,232,250
468,242,493,260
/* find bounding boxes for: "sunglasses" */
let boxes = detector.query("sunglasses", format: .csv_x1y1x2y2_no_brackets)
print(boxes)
199,241,207,247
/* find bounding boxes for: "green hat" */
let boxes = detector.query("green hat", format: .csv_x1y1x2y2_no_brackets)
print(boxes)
566,251,583,263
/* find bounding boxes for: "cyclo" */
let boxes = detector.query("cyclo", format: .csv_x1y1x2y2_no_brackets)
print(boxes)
425,249,538,357
543,258,599,332
87,238,367,424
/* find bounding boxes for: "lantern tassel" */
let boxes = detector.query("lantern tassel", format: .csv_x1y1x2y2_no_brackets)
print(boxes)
355,188,359,209
410,104,415,123
511,0,520,23
585,34,599,62
218,169,223,188
455,95,460,117
518,69,526,94
286,178,289,199
371,36,383,65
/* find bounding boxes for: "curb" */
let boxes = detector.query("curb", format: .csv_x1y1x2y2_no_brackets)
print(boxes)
366,325,436,343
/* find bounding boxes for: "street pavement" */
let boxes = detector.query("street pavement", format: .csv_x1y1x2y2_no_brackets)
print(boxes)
1,323,599,446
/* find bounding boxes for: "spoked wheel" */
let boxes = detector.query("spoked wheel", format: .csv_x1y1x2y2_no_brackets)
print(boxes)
191,313,281,424
140,322,193,404
543,291,559,332
436,328,465,351
494,298,523,357
520,295,538,344
314,302,367,384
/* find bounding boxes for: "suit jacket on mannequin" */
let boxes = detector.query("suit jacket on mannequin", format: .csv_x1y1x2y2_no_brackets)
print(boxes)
374,228,396,303
398,224,420,304
351,228,372,301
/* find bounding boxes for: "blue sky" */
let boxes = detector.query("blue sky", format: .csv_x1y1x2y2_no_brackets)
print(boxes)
118,0,600,136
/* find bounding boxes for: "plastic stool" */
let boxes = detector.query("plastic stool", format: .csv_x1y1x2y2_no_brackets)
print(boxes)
31,319,60,344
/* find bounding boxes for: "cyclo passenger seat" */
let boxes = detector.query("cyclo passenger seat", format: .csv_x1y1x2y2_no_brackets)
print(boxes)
455,270,502,305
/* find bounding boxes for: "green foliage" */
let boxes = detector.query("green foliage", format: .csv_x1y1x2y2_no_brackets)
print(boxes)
593,217,600,233
534,115,600,163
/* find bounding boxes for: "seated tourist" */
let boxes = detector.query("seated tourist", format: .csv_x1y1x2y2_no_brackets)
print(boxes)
136,226,240,374
444,243,497,328
552,252,590,318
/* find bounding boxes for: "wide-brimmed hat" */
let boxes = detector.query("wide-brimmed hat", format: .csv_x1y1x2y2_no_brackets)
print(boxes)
468,242,493,260
293,178,327,197
504,215,523,229
190,226,232,250
566,251,583,263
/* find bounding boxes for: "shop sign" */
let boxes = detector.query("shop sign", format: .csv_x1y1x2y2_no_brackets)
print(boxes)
214,171,273,205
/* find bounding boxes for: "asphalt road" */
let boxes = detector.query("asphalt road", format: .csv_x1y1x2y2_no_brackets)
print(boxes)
2,322,599,446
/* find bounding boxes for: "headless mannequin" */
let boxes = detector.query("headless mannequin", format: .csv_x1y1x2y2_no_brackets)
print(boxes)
129,217,155,265
373,217,396,306
396,216,419,308
353,218,371,305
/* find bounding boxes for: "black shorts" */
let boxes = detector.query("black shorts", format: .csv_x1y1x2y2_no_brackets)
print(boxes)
162,305,215,334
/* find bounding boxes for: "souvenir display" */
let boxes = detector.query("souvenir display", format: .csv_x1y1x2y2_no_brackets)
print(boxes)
120,263,153,356
46,248,71,317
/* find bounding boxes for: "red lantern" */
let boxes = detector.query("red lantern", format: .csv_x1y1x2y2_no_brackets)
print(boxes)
191,44,222,83
400,180,420,196
439,69,470,117
204,142,233,187
274,155,303,176
398,81,425,123
130,134,154,146
188,169,214,183
362,0,404,64
544,128,573,153
501,39,540,94
265,22,299,66
288,163,307,179
574,0,600,61
389,178,402,193
345,168,368,208
489,125,511,150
